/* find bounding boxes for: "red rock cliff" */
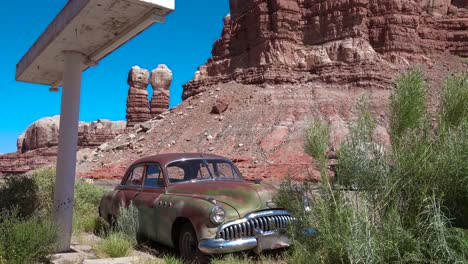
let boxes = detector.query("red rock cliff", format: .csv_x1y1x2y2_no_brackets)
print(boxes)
183,0,468,99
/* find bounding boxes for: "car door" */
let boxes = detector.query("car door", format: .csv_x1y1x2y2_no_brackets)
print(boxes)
111,164,146,216
133,163,166,241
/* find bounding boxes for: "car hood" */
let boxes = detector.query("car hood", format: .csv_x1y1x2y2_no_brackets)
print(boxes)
166,180,278,217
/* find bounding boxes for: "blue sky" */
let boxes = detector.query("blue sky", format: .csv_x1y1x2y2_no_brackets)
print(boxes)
0,1,229,154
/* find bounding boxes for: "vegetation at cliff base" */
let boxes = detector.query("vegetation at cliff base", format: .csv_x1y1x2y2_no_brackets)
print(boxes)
277,70,468,263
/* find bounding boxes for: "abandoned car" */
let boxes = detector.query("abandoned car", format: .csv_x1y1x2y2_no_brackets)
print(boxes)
99,153,294,258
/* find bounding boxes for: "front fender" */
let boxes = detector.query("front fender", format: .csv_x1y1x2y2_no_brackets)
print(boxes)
150,194,239,247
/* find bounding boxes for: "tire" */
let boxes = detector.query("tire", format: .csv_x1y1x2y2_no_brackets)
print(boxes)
136,232,150,246
178,223,208,264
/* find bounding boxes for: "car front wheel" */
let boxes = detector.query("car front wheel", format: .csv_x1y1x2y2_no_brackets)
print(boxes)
178,223,207,263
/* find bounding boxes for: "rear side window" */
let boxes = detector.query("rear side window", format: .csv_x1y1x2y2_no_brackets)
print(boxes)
124,165,145,186
144,164,165,187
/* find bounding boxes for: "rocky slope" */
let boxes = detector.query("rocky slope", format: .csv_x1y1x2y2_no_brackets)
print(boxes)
1,0,467,182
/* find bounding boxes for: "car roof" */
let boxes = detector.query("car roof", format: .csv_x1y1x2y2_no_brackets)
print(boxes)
129,152,229,167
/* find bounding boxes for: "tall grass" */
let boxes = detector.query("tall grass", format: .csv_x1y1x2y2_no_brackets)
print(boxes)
390,69,428,144
439,73,468,130
0,211,58,264
93,203,140,258
115,202,140,243
93,232,134,258
278,70,468,263
73,180,108,233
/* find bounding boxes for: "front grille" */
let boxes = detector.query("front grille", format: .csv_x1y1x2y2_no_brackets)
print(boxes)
217,211,293,240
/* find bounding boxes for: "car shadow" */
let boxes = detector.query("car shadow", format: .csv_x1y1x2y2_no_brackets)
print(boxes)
136,239,289,263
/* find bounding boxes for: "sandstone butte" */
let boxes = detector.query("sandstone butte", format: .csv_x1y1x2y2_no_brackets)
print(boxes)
1,0,467,183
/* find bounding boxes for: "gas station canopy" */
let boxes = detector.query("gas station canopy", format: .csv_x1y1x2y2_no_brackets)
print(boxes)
16,0,174,86
15,0,174,252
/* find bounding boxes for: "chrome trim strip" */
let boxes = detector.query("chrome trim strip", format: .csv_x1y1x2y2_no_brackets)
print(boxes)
199,230,290,254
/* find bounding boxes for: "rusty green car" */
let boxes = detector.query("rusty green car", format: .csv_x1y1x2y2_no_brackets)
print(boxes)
99,153,293,260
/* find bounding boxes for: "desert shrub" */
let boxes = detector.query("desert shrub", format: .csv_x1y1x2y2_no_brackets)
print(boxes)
115,202,140,243
278,70,468,263
304,118,330,168
73,180,108,233
439,73,468,130
32,168,56,215
93,232,134,258
0,211,57,264
389,69,428,143
337,98,390,191
0,168,55,218
0,176,38,218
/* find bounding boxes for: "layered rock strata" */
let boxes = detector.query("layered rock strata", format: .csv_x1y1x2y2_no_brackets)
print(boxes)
16,116,126,154
126,66,151,127
150,64,173,116
1,116,126,174
183,0,468,99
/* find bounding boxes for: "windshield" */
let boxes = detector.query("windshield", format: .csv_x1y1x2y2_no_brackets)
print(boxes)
166,158,243,184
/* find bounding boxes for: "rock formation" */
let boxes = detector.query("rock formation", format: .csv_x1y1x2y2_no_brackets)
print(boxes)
1,116,126,174
126,66,151,127
183,0,468,99
16,116,126,154
150,64,172,116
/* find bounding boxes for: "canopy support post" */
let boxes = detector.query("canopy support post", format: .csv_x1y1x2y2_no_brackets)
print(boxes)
53,51,84,252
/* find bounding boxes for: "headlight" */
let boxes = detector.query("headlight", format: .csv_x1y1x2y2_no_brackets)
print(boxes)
303,195,311,212
209,206,225,224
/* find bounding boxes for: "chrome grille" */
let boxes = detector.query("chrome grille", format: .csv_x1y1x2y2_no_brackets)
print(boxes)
217,211,293,240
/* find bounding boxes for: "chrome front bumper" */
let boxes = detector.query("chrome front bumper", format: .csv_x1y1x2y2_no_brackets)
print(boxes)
198,229,290,254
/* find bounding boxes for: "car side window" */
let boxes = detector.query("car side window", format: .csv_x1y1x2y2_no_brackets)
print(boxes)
213,162,236,179
167,165,185,183
144,164,164,187
125,165,145,186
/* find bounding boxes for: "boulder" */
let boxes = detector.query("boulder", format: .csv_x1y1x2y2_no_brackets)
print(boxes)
211,98,229,114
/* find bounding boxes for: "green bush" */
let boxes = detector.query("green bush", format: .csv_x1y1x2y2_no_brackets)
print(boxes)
278,70,468,263
93,232,134,258
390,69,428,144
32,168,56,215
0,168,55,218
304,118,330,169
0,211,57,264
115,202,140,243
439,73,468,130
0,175,39,219
73,180,108,233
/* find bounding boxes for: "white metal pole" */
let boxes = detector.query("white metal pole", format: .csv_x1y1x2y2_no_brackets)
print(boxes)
53,51,84,252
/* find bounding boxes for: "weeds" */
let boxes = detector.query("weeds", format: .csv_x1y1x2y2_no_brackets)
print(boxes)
73,180,108,233
278,70,468,263
162,255,185,264
0,211,57,264
93,232,134,258
115,202,140,243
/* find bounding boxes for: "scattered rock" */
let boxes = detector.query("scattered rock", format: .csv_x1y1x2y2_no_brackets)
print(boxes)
50,252,85,264
211,98,229,114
